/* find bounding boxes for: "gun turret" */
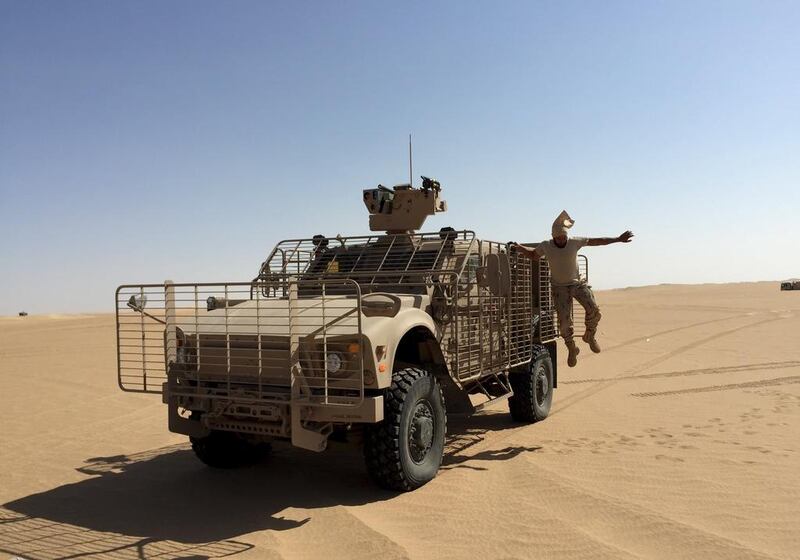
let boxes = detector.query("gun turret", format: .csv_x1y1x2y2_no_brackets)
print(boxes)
363,177,447,233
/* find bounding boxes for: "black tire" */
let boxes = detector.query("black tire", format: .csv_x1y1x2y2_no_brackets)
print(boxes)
190,430,270,469
364,367,447,491
508,349,554,423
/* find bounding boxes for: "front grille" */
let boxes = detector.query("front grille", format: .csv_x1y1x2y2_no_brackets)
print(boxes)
116,279,364,407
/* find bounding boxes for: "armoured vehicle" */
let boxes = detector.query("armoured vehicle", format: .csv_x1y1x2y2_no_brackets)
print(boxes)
115,177,588,490
781,279,800,291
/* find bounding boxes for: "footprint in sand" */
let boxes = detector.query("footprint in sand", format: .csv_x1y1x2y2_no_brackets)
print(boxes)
746,446,772,454
655,454,685,463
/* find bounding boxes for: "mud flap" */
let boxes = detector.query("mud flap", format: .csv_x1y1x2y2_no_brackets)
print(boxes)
439,374,473,415
545,340,558,388
291,405,332,451
167,394,210,438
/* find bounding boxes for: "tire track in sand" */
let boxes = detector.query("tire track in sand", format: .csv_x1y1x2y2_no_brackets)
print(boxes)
553,313,785,416
563,360,800,385
631,375,800,398
444,313,788,467
514,457,783,559
600,312,754,353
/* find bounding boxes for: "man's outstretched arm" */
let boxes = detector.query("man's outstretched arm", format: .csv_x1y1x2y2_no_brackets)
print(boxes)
587,231,634,246
509,243,539,260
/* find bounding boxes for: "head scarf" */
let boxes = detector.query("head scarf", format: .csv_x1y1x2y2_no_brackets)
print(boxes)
551,210,574,238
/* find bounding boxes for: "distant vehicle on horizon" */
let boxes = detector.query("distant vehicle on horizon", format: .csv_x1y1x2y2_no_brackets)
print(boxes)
780,279,800,291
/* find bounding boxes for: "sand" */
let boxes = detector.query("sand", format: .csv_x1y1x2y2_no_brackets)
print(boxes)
1,282,798,559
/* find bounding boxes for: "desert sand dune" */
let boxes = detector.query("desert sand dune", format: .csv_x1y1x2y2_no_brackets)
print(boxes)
1,282,798,559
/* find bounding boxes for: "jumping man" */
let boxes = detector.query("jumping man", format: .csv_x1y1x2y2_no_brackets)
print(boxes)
512,211,634,367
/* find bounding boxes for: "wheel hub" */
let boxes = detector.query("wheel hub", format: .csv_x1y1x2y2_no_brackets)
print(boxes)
535,366,549,406
408,401,434,463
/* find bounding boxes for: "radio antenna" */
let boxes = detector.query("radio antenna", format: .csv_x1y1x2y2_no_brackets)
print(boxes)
408,133,413,188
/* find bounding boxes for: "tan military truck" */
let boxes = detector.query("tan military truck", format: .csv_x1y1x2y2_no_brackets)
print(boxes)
116,177,587,490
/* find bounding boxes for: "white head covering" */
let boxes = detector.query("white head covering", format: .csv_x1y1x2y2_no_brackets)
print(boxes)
551,210,574,238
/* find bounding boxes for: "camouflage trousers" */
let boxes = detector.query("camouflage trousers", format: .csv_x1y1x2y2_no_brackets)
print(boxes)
552,282,601,343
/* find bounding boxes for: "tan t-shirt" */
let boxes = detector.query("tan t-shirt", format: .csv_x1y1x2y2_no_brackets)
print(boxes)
536,237,588,286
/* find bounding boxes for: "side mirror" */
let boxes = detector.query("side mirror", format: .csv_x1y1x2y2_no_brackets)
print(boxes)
476,266,489,287
498,253,511,297
127,294,147,312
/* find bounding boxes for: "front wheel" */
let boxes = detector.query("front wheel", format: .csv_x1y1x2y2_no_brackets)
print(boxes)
364,367,447,491
508,350,554,422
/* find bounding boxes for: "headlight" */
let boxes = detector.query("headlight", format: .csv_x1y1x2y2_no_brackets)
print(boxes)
325,352,343,374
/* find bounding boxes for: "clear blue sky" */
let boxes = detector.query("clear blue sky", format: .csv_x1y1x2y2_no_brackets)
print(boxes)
1,1,798,315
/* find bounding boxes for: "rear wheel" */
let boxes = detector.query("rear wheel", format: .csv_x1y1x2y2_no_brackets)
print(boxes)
364,367,446,491
190,430,270,468
508,350,554,422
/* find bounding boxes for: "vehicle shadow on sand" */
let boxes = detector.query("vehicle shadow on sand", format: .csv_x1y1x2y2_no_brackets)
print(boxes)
444,411,542,471
1,442,379,559
1,411,535,559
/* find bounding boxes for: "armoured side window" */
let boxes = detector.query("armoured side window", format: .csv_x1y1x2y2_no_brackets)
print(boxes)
466,255,480,284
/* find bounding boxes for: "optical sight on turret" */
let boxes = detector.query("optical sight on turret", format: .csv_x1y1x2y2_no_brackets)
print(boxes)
363,176,447,233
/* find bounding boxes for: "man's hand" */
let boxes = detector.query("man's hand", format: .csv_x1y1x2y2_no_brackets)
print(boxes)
587,231,635,246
